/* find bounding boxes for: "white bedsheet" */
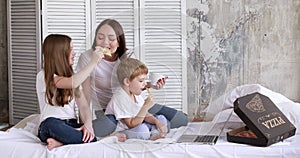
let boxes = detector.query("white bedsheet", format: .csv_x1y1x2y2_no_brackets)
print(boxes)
1,84,300,158
1,122,300,158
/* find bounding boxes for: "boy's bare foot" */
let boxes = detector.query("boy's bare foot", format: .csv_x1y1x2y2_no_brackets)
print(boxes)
46,138,63,150
110,132,126,142
150,132,166,141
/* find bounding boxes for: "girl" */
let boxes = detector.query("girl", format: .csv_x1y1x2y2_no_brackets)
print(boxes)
37,34,125,150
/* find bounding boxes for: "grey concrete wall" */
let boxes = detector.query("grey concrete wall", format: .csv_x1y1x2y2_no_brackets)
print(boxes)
0,0,8,123
186,0,300,117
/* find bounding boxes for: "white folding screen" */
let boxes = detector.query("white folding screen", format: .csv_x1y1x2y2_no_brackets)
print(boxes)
8,0,187,124
41,0,90,69
93,0,138,54
139,0,187,111
8,0,41,124
92,0,187,112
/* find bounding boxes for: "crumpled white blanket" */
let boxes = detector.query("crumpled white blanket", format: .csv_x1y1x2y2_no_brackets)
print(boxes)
0,123,188,158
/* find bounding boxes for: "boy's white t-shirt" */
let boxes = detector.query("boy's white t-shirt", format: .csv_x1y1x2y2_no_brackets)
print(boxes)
36,70,77,123
105,87,145,131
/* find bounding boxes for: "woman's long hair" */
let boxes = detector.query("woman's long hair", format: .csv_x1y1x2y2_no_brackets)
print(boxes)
42,34,77,106
92,19,127,59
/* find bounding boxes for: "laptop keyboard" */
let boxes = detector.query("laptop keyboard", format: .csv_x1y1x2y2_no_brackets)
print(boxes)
194,135,219,144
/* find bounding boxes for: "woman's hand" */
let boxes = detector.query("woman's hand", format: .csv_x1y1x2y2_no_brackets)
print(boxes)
150,76,168,90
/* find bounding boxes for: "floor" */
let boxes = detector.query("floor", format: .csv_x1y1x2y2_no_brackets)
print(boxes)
0,123,11,131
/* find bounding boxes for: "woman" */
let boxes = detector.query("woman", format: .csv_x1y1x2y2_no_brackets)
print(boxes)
77,19,188,137
37,34,125,150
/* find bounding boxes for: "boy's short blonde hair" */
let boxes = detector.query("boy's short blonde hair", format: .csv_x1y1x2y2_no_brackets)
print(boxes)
117,58,148,85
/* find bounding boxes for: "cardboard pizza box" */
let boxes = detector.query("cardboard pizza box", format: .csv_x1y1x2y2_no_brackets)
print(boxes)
227,92,296,147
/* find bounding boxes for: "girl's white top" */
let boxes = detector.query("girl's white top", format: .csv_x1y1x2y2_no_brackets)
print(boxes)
36,70,77,123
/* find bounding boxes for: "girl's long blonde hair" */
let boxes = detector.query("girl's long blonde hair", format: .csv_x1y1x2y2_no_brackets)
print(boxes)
42,34,78,106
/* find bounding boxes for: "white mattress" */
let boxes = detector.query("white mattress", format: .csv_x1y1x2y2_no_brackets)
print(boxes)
1,84,300,158
0,118,299,158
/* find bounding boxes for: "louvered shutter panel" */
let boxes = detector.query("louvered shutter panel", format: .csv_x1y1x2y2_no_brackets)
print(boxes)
140,0,187,112
42,0,89,69
93,0,137,52
8,0,41,124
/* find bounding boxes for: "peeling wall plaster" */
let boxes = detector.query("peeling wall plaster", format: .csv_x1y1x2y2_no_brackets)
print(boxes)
186,0,300,117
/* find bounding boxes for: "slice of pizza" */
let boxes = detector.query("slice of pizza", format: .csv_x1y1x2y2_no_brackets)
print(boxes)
95,46,112,57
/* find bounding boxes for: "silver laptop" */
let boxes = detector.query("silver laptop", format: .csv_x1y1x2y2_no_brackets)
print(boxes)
177,110,233,145
177,134,219,144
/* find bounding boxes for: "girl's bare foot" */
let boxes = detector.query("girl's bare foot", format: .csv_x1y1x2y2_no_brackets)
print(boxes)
110,132,126,142
46,138,63,150
150,132,166,141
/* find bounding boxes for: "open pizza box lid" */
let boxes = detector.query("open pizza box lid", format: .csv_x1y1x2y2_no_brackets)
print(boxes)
227,92,296,146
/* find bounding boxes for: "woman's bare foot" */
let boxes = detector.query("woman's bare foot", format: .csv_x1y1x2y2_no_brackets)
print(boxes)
150,132,166,141
110,132,126,142
46,138,63,150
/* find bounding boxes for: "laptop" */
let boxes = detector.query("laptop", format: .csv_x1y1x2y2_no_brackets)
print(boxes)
177,110,233,145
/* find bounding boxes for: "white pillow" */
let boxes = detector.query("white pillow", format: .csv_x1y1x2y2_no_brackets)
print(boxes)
276,102,300,133
203,84,293,118
207,84,299,133
23,114,40,136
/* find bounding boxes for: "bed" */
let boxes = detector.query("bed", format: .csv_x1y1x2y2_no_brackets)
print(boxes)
1,84,300,158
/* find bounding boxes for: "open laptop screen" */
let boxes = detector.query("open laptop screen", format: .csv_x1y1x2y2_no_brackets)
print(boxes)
177,110,233,144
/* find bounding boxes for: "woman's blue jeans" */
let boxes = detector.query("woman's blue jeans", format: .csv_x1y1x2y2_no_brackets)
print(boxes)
92,103,188,137
38,117,97,144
